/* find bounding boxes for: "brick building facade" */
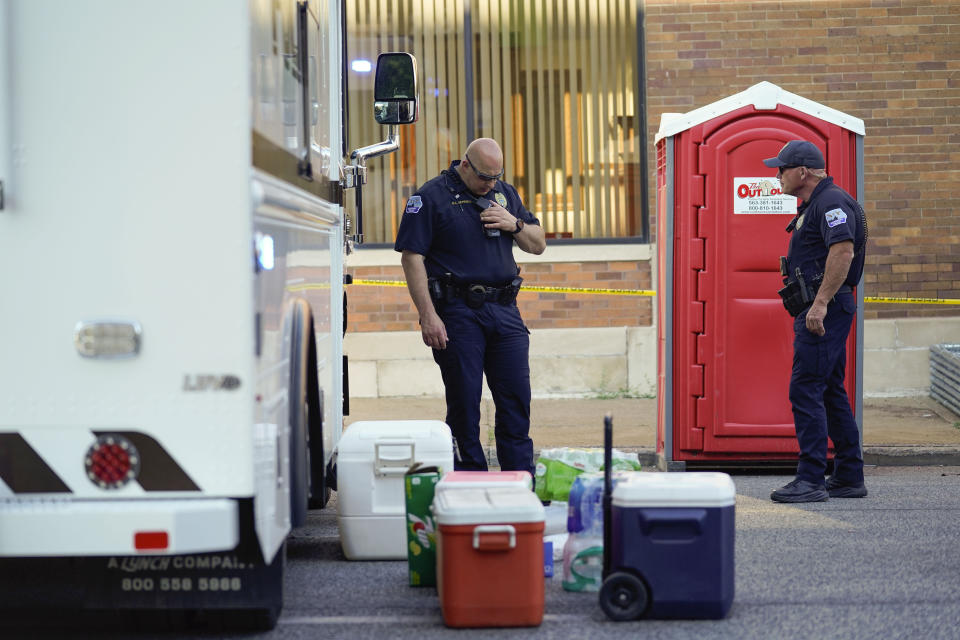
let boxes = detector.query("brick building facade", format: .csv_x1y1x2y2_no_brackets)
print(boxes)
345,249,653,333
347,0,958,337
645,0,959,320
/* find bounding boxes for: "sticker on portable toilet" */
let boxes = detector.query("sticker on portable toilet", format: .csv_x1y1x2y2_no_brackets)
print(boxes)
733,177,798,215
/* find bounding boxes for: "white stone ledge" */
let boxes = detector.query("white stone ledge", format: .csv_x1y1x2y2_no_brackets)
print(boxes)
344,315,960,399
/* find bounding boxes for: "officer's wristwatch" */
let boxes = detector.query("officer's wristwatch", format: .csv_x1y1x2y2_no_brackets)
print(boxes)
512,217,524,234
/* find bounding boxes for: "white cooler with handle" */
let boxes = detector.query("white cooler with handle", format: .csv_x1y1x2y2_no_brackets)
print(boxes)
337,420,453,559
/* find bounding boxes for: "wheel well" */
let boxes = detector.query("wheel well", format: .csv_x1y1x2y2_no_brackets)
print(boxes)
609,566,648,584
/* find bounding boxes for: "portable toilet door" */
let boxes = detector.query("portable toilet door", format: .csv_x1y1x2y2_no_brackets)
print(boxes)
655,82,865,467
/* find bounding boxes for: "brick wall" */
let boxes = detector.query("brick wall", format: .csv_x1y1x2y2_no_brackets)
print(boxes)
346,260,654,332
645,0,960,319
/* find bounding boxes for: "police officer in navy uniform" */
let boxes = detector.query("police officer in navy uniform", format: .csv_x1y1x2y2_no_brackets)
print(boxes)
395,138,546,475
764,140,869,503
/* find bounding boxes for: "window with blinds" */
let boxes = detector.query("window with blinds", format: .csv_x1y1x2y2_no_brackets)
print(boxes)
346,0,644,244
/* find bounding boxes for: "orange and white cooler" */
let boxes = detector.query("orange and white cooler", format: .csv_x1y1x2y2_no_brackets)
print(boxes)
432,487,545,628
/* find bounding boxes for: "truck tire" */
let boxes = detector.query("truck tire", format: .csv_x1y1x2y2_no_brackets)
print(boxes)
289,301,312,527
306,318,330,509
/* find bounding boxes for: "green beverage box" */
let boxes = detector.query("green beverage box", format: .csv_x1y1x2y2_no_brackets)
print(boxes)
404,466,441,587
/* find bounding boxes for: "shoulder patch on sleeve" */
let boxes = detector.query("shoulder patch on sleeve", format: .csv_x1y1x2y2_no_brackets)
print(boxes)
825,208,848,228
405,195,423,214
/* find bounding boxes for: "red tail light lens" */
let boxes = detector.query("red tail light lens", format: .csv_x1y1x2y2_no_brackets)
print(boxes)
85,434,141,489
134,531,169,551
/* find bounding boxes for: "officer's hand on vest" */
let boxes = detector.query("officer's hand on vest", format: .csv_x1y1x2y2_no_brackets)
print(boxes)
805,301,827,337
479,201,514,233
420,309,448,350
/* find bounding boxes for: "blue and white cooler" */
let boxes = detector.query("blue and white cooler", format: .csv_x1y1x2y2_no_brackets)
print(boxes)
601,472,736,620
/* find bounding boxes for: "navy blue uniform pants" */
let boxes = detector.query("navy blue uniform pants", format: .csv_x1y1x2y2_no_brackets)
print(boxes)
789,293,864,485
432,298,534,476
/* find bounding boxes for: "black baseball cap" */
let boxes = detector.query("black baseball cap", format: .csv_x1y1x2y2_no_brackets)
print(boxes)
762,140,825,169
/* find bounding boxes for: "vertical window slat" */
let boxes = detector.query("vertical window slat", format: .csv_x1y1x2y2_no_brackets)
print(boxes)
347,0,642,244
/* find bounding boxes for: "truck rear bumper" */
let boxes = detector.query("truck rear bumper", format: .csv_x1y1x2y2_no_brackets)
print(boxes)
0,498,238,556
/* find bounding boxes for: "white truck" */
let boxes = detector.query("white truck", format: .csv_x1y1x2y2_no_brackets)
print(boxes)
0,0,417,629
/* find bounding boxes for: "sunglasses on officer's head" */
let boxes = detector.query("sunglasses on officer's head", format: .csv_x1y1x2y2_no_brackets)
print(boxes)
464,154,504,181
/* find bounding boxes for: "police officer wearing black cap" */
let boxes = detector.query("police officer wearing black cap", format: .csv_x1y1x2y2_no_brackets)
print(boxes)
763,140,869,503
395,138,546,476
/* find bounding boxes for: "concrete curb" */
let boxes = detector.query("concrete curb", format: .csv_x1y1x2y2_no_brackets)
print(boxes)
500,446,960,470
863,446,960,467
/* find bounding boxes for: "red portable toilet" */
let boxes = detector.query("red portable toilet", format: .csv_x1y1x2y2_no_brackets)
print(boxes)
655,82,865,469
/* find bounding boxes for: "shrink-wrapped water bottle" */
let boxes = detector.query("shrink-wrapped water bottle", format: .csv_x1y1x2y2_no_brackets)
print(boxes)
562,473,606,592
561,471,632,592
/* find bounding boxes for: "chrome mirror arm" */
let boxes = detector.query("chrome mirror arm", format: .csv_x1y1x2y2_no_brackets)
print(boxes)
344,125,399,245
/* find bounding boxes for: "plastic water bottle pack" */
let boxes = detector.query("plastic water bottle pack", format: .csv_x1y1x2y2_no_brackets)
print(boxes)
561,472,632,592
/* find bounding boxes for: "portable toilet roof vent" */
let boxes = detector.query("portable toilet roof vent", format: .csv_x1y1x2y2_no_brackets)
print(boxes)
655,81,865,142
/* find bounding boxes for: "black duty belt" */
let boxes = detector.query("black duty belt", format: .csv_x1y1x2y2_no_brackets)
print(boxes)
453,284,509,302
779,278,853,317
429,276,523,309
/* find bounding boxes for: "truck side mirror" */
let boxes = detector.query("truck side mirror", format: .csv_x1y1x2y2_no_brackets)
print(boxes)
373,52,419,125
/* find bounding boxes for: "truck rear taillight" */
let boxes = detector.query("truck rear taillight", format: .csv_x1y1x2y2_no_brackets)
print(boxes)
85,434,140,489
134,531,169,551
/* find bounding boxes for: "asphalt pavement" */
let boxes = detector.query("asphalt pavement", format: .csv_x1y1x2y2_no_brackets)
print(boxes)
22,466,960,639
269,465,960,640
16,396,960,639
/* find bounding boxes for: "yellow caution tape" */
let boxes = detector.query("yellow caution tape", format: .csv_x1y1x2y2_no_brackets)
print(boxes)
286,283,331,291
352,279,407,288
352,279,655,297
522,285,656,296
347,280,958,304
864,296,960,306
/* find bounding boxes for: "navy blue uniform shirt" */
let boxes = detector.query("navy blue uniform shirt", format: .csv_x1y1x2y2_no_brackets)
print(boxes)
786,177,866,288
394,161,541,286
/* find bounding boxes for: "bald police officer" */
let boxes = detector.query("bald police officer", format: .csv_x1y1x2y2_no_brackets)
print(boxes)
395,138,546,476
765,140,869,503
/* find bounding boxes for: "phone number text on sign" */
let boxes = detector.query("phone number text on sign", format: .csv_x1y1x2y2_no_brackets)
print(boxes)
120,576,242,592
733,177,797,215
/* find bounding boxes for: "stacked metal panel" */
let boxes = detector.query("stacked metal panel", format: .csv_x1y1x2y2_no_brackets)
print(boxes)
930,344,960,417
